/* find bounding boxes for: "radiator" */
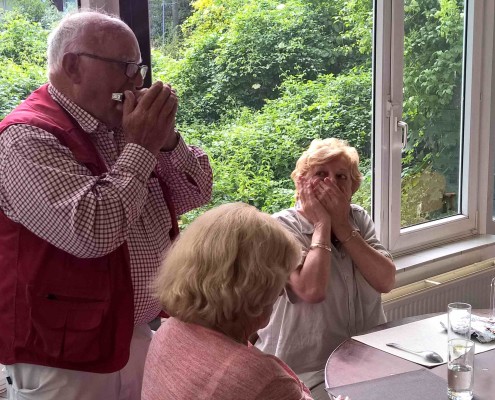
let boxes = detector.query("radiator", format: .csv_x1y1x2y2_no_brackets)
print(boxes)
382,258,495,321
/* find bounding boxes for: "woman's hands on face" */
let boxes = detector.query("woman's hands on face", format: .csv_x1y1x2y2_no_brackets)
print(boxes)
298,173,354,238
313,177,350,217
312,177,351,236
297,176,331,228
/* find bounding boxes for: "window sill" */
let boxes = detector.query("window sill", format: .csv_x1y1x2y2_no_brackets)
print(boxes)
393,235,495,287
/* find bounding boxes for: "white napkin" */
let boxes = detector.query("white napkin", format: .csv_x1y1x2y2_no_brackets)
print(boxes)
470,315,495,343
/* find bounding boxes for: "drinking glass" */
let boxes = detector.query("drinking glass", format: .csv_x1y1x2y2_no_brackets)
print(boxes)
447,302,472,340
448,338,475,400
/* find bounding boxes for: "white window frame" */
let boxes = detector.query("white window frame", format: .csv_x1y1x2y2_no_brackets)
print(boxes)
479,1,495,234
374,0,491,256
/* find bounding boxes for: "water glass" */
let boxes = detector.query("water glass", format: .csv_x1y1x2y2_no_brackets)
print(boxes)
447,302,472,340
448,338,475,400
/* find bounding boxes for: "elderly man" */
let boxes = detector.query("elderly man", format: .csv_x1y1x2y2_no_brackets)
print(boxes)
0,9,212,400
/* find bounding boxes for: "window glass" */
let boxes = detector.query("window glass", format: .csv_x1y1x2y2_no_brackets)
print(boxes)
400,0,465,228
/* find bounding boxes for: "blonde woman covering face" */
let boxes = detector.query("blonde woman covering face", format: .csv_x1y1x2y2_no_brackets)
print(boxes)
256,138,396,399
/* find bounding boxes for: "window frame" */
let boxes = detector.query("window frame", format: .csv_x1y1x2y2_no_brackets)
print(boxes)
373,0,491,256
479,1,495,235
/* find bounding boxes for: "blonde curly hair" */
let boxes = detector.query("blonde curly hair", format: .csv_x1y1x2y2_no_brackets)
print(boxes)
291,137,363,195
154,202,299,328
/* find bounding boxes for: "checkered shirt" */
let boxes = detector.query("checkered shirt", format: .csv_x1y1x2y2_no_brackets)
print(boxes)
0,85,213,325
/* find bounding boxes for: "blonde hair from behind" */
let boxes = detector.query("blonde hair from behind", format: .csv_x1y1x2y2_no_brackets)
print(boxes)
292,137,363,195
154,202,300,328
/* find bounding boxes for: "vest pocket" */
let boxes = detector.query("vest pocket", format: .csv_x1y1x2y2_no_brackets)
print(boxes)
27,292,106,363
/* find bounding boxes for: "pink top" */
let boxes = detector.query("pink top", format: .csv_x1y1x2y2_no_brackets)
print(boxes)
142,318,313,400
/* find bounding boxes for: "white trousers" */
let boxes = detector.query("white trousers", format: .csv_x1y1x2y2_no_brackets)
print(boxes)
5,324,152,400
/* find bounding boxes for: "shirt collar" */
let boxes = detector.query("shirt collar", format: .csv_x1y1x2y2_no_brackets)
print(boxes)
48,84,108,134
292,209,315,235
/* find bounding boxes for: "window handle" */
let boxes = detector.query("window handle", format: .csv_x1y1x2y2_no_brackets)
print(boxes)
398,120,408,150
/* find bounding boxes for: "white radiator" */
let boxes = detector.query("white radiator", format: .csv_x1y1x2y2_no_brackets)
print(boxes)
383,258,495,321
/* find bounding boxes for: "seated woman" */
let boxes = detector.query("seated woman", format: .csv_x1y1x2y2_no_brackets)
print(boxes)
141,202,313,400
256,138,396,398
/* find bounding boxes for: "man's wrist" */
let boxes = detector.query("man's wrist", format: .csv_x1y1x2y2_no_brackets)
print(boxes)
160,129,180,152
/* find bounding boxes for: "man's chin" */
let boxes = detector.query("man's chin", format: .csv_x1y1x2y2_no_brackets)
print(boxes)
108,105,124,127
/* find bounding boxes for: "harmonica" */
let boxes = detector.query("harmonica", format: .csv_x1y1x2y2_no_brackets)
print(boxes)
111,92,125,102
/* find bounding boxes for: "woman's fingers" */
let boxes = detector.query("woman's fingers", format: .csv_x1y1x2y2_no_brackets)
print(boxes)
314,179,348,208
312,180,351,229
313,181,336,209
298,177,315,204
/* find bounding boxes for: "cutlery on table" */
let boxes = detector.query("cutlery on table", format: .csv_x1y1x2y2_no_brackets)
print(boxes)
386,342,444,363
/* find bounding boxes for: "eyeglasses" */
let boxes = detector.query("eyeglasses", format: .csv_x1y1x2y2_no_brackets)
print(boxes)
75,52,148,80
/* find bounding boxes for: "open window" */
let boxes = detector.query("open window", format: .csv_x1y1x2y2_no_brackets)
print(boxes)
374,0,490,254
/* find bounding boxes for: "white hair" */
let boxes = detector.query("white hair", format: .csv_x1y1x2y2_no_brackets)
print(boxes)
47,9,132,75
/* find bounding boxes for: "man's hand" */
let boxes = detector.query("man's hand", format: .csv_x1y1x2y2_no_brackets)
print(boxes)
122,81,178,156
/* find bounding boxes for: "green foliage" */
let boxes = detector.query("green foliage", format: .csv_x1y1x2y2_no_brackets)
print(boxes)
177,68,372,224
180,112,299,216
337,0,374,58
169,0,466,228
148,0,193,50
400,165,456,226
352,159,372,213
0,10,49,65
0,59,46,118
158,0,362,124
0,9,53,118
8,0,60,28
166,0,375,224
264,70,372,159
402,0,464,190
151,48,179,81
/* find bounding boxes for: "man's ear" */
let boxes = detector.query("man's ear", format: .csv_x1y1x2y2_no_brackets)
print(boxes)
62,53,82,83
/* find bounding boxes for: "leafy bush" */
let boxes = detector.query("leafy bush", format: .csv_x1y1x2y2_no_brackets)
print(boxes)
402,0,464,190
0,10,49,66
177,68,372,226
400,165,456,227
0,9,53,118
0,59,46,118
7,0,61,27
156,0,363,124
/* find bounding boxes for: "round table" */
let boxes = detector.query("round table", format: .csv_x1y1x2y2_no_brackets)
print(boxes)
325,310,495,400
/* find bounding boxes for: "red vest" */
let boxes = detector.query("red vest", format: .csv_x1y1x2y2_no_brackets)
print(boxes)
0,84,146,372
